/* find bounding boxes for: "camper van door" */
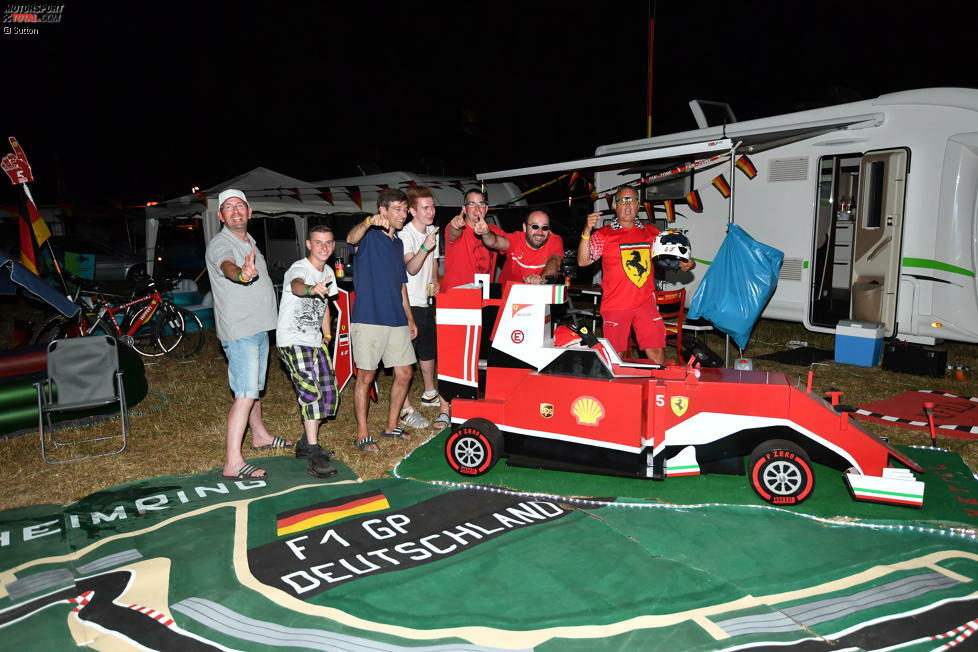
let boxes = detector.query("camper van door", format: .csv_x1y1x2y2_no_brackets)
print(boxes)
849,149,908,337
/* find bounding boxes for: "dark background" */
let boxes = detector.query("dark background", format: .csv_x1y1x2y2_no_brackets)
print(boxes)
2,1,977,207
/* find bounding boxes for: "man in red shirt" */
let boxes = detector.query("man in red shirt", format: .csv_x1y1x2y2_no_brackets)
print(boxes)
442,188,506,289
577,186,695,364
475,209,564,285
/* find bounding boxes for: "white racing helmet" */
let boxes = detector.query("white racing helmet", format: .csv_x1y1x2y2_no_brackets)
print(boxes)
652,230,692,270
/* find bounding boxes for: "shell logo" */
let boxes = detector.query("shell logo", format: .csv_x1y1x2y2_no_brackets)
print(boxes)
571,396,605,426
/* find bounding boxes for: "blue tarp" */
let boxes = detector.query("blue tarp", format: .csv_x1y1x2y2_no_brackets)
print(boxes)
0,252,79,318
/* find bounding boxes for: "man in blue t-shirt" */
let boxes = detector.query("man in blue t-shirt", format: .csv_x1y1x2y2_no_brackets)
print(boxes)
345,188,418,452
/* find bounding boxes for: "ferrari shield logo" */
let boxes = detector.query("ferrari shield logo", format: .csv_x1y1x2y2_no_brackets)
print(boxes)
619,243,651,288
671,396,689,417
539,403,554,418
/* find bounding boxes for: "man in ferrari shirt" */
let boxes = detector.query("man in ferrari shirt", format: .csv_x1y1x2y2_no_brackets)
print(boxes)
577,186,695,364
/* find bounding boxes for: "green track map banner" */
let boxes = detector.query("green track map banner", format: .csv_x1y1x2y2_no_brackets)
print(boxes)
2,449,978,651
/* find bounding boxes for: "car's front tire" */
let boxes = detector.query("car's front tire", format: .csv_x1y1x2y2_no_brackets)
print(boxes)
748,439,815,505
445,418,503,476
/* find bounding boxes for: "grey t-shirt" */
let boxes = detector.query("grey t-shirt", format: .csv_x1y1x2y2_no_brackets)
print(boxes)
205,227,277,342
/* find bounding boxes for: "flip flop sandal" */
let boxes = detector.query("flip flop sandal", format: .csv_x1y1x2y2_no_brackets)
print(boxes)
354,435,381,453
250,436,293,451
223,463,267,479
381,426,411,440
433,412,451,429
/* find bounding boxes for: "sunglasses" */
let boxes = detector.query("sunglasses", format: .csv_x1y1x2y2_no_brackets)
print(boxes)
616,196,640,204
528,224,550,231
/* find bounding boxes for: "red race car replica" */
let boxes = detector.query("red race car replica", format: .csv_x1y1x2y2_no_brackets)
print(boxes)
435,282,925,507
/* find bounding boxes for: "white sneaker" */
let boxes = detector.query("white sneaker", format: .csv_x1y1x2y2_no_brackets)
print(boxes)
399,407,430,429
420,391,440,407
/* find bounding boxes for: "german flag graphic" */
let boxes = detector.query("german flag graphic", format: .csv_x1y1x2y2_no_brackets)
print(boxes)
685,189,703,213
735,155,758,179
712,174,731,198
276,491,390,536
663,200,676,222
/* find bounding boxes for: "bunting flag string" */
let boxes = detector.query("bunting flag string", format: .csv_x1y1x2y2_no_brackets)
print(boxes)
711,174,731,199
684,189,703,213
319,189,333,205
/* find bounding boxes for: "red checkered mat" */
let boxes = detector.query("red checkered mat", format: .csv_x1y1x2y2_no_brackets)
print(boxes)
853,390,978,439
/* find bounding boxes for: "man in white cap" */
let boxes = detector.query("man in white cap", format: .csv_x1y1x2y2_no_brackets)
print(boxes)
205,189,289,479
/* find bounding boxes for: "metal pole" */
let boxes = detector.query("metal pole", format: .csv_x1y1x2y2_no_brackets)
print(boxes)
724,141,741,367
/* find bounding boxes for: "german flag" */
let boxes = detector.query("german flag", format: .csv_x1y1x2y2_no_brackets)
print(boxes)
319,189,334,205
16,199,51,276
735,155,758,179
663,200,676,222
568,171,581,190
712,174,731,198
346,186,363,210
605,193,616,211
643,201,654,220
276,491,390,536
685,189,703,213
25,198,51,246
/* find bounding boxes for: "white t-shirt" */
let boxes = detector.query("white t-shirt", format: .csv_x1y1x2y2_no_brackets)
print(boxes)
398,221,439,308
275,258,338,347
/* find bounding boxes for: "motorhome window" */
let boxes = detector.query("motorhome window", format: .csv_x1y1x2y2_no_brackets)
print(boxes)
641,173,692,201
865,161,885,229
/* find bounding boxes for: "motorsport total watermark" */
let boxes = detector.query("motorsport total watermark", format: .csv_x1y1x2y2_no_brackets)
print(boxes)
3,3,63,36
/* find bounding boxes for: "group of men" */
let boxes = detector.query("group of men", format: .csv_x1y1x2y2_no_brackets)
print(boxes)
205,183,692,480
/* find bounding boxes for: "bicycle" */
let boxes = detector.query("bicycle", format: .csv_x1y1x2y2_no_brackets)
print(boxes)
31,273,205,358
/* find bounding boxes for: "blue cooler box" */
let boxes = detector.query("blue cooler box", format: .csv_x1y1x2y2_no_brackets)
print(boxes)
835,320,884,367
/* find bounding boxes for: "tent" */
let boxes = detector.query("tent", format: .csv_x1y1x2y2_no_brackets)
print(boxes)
146,169,525,277
145,167,347,276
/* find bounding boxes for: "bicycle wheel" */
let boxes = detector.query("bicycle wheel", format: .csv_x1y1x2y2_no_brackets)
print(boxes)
31,315,77,346
158,304,204,359
128,305,168,356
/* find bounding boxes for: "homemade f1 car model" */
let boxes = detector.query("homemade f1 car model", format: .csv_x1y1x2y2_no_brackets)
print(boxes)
436,282,925,507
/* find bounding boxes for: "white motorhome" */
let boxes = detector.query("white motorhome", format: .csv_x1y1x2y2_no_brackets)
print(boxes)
480,88,978,345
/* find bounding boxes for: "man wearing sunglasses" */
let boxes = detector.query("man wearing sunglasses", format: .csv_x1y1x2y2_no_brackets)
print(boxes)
474,209,564,285
577,186,695,365
442,188,506,289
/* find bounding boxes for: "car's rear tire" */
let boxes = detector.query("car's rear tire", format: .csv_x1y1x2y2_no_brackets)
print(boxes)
445,418,503,476
748,439,815,505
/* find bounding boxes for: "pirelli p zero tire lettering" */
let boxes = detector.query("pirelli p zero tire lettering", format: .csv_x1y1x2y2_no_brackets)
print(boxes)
445,418,502,476
748,439,815,505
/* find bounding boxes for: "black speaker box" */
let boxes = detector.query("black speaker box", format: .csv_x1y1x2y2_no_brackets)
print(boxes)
881,342,947,377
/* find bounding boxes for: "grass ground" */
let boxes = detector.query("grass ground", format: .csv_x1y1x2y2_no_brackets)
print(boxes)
1,295,976,511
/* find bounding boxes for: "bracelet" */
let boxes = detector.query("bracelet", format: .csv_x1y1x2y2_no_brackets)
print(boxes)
365,215,372,226
420,244,430,253
323,334,332,341
581,234,591,240
305,285,311,296
238,272,250,283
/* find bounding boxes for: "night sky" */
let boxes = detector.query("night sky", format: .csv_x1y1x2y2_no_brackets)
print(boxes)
3,1,977,207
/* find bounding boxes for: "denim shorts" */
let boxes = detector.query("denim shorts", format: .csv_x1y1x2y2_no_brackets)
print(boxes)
221,332,269,399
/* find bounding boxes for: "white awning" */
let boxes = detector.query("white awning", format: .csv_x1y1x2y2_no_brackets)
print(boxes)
478,110,884,182
477,139,734,181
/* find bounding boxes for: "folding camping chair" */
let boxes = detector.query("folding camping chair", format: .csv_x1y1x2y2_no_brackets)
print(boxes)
656,288,686,363
35,335,129,464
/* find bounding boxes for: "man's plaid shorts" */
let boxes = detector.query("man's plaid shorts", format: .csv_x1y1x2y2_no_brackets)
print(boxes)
277,344,338,422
